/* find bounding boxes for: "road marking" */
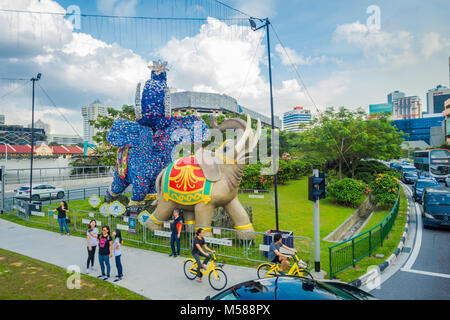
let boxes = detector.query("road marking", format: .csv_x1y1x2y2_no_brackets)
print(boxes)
400,268,450,279
402,202,423,270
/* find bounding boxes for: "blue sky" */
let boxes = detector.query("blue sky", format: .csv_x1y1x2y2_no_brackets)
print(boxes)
0,0,449,136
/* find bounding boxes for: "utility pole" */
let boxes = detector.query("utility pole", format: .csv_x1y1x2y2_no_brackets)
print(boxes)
313,169,321,272
29,73,41,203
249,17,280,231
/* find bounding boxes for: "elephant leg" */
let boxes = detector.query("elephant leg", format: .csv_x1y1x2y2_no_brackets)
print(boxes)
224,197,255,240
146,200,176,231
129,179,149,206
194,203,215,237
182,210,195,233
106,171,129,202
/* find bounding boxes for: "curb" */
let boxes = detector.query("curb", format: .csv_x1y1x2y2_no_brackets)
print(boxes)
348,185,411,288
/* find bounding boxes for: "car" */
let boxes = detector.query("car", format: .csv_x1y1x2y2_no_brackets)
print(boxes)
399,165,417,176
402,171,418,184
419,172,437,182
422,186,450,229
412,179,439,203
15,184,65,201
445,176,450,187
206,276,376,300
390,162,401,170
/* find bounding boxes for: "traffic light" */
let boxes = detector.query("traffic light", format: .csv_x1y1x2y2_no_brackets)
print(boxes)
308,172,327,201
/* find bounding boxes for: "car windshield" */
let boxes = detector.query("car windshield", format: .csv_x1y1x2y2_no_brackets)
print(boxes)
402,167,416,172
405,172,417,177
416,181,438,188
18,187,29,191
426,193,450,205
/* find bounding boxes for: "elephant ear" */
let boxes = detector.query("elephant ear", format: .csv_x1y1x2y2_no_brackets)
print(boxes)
194,148,221,182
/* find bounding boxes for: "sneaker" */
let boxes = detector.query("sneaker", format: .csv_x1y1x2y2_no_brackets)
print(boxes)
85,268,90,274
279,271,287,276
103,277,110,281
169,253,174,257
195,277,202,283
90,267,96,271
97,275,105,279
113,277,122,282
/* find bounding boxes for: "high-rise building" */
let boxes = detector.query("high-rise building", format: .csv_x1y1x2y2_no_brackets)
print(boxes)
387,90,405,104
427,85,450,114
81,100,108,145
282,107,312,133
28,119,51,137
393,96,421,119
0,124,46,145
0,114,5,125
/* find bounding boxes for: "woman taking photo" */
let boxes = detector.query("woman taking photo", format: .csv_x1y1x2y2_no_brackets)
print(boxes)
49,201,70,236
86,220,99,274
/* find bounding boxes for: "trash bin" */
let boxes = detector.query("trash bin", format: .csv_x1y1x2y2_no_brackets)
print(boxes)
263,230,294,258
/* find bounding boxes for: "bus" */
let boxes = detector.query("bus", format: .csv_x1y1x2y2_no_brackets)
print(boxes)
413,149,450,182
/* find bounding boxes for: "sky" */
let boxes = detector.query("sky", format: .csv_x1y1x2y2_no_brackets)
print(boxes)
0,0,449,138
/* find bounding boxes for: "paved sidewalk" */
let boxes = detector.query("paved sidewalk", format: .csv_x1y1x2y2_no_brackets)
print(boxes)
0,218,257,300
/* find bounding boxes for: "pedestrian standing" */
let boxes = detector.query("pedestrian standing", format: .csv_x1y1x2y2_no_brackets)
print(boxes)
97,225,113,281
49,201,70,236
86,220,99,274
112,229,123,282
169,209,183,257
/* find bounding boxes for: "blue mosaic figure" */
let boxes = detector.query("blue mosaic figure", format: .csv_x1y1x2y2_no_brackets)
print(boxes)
105,61,209,208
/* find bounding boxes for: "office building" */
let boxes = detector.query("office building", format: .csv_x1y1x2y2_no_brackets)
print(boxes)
49,134,83,145
393,96,421,119
282,107,312,132
0,114,5,125
387,91,405,104
427,85,450,114
81,100,108,145
0,124,46,145
443,98,450,143
170,91,281,128
391,115,444,146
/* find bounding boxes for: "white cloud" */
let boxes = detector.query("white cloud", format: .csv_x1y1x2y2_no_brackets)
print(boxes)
275,44,341,66
333,21,417,67
421,32,450,59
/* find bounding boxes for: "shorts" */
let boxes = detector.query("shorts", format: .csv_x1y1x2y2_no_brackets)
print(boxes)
271,256,281,264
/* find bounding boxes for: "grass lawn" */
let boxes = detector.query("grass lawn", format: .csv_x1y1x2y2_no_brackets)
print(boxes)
333,187,408,282
0,248,147,300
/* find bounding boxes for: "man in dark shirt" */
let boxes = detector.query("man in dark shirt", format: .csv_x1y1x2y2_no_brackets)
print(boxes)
192,228,215,282
169,209,183,257
268,233,296,275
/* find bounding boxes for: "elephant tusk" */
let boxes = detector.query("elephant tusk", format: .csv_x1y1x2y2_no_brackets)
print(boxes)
235,114,252,154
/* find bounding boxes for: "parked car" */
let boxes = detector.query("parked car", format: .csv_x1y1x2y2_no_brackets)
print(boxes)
422,186,450,229
402,171,418,184
15,184,65,201
399,165,417,176
390,162,401,170
206,276,375,300
444,176,450,187
412,179,439,203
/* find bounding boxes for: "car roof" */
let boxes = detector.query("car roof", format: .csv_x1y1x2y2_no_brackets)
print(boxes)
400,165,416,169
211,277,374,300
424,186,449,194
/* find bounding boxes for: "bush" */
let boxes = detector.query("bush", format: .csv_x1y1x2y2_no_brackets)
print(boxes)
290,159,311,179
277,160,294,184
240,164,274,190
354,171,374,185
327,178,368,207
369,173,399,209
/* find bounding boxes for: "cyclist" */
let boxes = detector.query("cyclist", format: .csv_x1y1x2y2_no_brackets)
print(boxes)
192,228,216,283
268,233,296,275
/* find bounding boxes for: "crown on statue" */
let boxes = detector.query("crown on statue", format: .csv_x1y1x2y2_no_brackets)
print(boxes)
148,60,169,75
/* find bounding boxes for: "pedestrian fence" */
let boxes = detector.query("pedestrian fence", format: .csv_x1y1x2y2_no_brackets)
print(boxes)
328,189,401,279
3,204,311,268
238,189,276,207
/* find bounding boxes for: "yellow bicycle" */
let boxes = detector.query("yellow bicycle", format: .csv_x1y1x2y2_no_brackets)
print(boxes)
183,253,228,291
257,254,313,279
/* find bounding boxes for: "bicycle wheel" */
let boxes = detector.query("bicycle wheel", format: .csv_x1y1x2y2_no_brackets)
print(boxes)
294,269,314,279
257,263,278,279
208,268,227,291
183,259,197,280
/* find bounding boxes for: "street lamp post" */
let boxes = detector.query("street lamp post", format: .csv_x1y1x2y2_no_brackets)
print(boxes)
249,18,280,231
29,73,41,203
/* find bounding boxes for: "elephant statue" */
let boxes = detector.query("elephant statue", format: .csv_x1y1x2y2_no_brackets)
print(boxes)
147,114,261,239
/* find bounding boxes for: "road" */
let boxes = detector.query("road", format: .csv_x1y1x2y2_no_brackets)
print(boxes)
368,183,450,299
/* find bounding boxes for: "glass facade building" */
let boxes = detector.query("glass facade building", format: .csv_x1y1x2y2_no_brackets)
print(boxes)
427,85,450,114
282,107,312,133
392,116,444,145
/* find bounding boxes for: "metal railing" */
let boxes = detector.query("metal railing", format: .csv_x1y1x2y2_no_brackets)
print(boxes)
2,204,311,268
4,166,114,185
328,189,401,279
